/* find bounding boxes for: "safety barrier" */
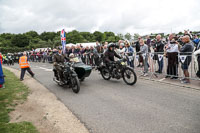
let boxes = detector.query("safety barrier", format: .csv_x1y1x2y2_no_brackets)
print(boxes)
132,52,200,80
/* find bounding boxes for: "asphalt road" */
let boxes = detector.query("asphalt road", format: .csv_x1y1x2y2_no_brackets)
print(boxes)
10,62,200,133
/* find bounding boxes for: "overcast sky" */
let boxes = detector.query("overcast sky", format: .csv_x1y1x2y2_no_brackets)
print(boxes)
0,0,200,35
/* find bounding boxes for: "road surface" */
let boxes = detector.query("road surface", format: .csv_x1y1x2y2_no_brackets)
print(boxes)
9,62,200,133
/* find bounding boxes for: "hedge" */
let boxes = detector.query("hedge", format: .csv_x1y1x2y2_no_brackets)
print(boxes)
0,47,29,54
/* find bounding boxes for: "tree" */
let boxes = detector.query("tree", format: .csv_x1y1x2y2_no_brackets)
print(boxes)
80,32,94,42
93,31,103,42
133,33,140,40
117,33,124,40
178,32,183,35
25,31,39,38
103,31,115,42
40,32,57,41
124,33,132,40
66,30,84,44
53,36,62,48
107,36,116,43
11,34,29,47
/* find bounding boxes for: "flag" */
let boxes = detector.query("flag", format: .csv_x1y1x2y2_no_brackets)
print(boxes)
142,53,146,59
135,55,139,61
158,54,163,61
150,53,154,59
61,29,66,54
179,55,187,63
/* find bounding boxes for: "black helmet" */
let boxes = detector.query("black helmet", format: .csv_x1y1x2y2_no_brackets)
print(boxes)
107,43,116,48
58,47,62,50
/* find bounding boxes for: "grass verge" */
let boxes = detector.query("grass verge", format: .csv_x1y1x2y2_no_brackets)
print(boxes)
0,68,39,133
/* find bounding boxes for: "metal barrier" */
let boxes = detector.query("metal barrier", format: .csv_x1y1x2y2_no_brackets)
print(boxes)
133,52,200,80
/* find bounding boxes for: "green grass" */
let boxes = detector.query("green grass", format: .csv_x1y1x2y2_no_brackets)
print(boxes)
0,68,39,133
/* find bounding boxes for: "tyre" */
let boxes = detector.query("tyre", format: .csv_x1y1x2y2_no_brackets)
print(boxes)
100,67,111,80
122,67,137,85
71,77,80,93
80,77,85,82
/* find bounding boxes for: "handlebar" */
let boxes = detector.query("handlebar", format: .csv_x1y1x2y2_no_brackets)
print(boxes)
110,58,127,64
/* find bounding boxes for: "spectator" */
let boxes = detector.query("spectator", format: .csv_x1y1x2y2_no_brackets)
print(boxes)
146,35,151,52
153,35,164,73
193,35,200,48
95,41,101,53
118,43,125,55
180,35,194,84
125,40,134,68
43,51,47,63
136,37,142,67
138,39,149,76
165,34,179,79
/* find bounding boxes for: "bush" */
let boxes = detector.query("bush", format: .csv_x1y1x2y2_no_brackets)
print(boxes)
0,47,29,54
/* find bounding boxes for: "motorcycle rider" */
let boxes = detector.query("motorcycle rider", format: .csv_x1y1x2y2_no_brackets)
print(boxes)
104,43,121,75
53,48,69,83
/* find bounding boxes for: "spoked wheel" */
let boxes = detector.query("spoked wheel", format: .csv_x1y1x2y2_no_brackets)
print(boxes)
80,77,85,82
100,67,111,80
122,67,137,85
71,77,80,93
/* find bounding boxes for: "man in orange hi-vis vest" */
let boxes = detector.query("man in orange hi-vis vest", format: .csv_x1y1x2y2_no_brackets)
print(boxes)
19,52,34,81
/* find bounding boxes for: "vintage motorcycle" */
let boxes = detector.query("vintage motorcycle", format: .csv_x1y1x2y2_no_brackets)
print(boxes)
71,57,92,81
53,57,92,93
53,61,80,93
98,57,137,85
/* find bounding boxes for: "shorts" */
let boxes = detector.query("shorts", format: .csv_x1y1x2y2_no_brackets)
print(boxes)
181,64,189,70
181,56,192,70
181,60,191,70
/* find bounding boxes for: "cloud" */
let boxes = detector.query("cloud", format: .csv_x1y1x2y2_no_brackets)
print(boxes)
0,0,200,35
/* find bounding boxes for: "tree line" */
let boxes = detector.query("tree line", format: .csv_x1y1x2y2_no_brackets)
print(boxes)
0,30,136,53
1,29,199,53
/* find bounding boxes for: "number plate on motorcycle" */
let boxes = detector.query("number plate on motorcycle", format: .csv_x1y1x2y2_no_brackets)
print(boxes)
121,62,125,65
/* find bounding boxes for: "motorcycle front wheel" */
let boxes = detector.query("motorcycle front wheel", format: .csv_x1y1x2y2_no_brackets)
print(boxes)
100,67,111,80
71,77,80,93
122,67,137,85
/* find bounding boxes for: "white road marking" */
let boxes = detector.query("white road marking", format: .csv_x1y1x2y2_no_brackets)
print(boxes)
38,67,52,72
158,78,166,82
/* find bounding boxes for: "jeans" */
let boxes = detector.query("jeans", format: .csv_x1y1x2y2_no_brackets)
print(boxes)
143,56,149,73
20,67,34,80
127,58,134,68
157,58,163,73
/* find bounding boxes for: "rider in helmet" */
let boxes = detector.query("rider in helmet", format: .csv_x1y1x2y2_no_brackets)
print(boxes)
53,48,69,82
104,43,121,64
103,43,122,75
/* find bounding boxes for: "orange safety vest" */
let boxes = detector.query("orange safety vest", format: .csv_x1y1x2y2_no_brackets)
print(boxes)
19,56,29,68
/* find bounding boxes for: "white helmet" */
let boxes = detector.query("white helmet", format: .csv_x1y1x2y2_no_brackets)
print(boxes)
69,53,74,58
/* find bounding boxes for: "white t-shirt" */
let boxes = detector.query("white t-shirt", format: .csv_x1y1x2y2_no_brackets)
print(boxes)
166,42,179,53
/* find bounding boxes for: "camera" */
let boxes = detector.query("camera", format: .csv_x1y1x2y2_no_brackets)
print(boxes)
170,41,176,44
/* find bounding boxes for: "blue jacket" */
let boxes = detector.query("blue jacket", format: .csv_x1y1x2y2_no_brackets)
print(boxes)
125,46,134,56
193,39,200,46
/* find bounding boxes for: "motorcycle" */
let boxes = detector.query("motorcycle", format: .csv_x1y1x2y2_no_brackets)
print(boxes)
98,57,137,85
7,56,14,66
53,61,80,93
71,57,92,82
